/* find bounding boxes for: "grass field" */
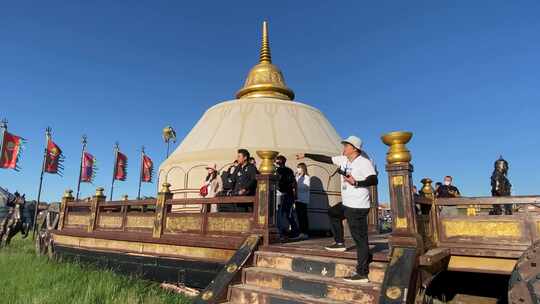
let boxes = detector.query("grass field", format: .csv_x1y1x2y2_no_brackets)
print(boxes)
0,236,192,304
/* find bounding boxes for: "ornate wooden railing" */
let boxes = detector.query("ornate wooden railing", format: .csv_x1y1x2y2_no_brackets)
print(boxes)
56,173,280,251
412,179,540,258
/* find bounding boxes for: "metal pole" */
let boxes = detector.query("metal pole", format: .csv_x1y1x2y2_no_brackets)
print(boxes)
166,140,170,158
0,119,7,160
110,142,119,201
33,127,51,239
137,146,144,199
75,135,87,201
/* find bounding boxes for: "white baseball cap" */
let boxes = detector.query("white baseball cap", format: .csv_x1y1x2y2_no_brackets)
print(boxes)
341,135,362,151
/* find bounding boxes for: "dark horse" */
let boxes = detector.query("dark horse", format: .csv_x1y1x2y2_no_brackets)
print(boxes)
0,192,32,248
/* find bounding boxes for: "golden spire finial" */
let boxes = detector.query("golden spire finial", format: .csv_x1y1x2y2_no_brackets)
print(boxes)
259,20,271,63
236,21,295,100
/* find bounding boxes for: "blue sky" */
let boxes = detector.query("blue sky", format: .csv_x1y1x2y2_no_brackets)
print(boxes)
1,1,539,202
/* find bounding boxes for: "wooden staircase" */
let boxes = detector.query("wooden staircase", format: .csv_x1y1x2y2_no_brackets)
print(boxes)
226,250,386,304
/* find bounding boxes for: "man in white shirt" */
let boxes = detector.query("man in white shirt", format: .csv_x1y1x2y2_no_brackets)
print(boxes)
297,135,378,283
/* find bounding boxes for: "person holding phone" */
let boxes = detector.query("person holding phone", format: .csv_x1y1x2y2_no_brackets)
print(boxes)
296,135,377,283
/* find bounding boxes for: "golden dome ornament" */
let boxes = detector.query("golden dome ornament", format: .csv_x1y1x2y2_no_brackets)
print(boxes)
236,21,295,100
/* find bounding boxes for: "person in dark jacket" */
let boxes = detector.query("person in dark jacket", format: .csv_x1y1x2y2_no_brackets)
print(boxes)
275,155,299,240
231,149,257,212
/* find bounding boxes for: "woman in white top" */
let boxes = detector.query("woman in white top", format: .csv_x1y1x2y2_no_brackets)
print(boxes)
203,164,223,212
295,162,311,240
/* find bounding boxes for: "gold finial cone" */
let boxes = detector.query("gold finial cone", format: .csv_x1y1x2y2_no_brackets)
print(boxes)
256,150,279,174
381,131,413,164
236,21,295,100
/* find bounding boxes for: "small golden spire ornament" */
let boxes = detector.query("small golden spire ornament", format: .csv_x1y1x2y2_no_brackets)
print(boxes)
236,21,295,100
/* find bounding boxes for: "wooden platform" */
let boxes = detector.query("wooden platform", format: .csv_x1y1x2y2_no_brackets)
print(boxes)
262,234,390,262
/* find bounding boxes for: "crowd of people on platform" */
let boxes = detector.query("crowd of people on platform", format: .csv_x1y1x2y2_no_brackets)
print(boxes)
200,149,313,241
200,135,378,283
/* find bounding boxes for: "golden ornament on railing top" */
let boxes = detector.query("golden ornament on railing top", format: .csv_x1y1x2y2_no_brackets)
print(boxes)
160,182,171,193
256,150,279,174
420,178,435,199
381,131,413,164
95,187,105,197
63,189,74,199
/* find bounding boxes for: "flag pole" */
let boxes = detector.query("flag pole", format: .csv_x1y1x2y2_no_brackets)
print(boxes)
137,146,145,200
75,135,87,201
33,127,51,239
0,119,7,158
110,142,119,201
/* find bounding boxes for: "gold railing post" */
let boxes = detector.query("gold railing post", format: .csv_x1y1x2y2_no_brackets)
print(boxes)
57,189,74,230
421,178,439,245
89,187,105,232
380,131,422,304
255,150,280,246
381,131,421,246
153,183,172,238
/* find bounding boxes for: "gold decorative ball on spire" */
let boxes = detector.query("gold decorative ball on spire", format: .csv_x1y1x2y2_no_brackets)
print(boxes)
236,21,295,100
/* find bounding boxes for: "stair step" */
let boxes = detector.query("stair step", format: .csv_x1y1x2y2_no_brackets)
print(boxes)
255,251,386,283
242,267,380,303
229,284,352,304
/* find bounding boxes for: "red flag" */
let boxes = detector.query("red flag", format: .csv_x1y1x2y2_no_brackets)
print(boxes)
141,154,153,182
114,152,128,181
81,152,96,183
44,138,64,174
0,131,23,169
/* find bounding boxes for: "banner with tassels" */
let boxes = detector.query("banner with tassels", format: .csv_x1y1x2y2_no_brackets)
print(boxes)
0,131,24,170
44,138,64,175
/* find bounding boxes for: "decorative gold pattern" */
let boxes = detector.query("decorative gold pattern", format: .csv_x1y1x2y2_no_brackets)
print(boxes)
258,180,268,225
448,256,516,274
395,217,408,229
236,21,294,100
52,235,235,262
98,215,122,229
126,215,154,229
66,214,89,226
201,291,213,301
392,176,404,186
443,220,521,238
389,247,404,266
226,263,238,273
386,286,402,300
166,216,202,232
207,217,250,233
381,131,413,164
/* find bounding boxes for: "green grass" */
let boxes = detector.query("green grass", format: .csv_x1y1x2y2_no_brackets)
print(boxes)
0,236,192,304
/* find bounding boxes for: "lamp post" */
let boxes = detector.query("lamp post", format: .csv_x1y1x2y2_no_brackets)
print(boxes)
162,125,176,158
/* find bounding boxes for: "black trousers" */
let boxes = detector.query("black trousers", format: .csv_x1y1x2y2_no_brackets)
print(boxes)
328,202,370,275
295,202,309,234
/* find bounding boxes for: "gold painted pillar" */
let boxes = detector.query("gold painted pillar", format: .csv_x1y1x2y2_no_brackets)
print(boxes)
153,183,172,238
58,189,74,230
420,178,439,245
368,185,379,233
381,131,422,249
255,150,280,246
88,187,105,232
